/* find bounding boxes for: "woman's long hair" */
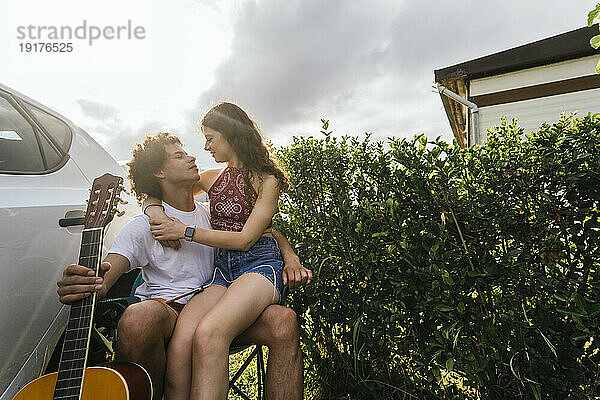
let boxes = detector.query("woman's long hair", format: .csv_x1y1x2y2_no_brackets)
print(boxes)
200,102,288,202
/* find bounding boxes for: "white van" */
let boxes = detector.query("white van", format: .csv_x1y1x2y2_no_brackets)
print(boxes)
0,83,137,400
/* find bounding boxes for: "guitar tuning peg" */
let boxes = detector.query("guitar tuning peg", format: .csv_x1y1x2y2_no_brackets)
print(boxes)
118,197,128,205
116,210,126,217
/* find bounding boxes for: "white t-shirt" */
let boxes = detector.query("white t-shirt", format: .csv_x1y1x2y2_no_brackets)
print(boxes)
108,201,214,304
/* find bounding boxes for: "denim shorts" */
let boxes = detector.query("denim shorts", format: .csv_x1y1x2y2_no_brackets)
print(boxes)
205,236,284,304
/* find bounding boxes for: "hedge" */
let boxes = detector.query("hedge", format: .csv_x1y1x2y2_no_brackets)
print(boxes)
274,114,600,399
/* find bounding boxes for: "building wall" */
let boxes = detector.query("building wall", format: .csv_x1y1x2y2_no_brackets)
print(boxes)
476,88,600,142
468,55,600,144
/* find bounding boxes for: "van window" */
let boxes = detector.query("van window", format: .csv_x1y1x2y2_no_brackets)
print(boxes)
26,103,72,153
0,96,45,173
38,129,63,168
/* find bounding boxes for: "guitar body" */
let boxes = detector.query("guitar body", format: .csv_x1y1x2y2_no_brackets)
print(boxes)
12,362,152,400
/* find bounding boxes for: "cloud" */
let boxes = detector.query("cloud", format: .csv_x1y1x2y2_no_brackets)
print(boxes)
383,0,589,74
185,0,591,149
189,0,401,140
75,97,216,168
76,98,170,162
77,99,120,123
70,0,590,166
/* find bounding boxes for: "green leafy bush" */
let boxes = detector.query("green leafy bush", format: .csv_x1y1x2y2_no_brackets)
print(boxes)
274,114,600,399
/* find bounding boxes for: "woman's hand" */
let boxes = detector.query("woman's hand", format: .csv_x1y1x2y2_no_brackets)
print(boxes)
143,200,182,249
160,239,182,250
148,214,182,249
150,217,186,241
282,256,313,291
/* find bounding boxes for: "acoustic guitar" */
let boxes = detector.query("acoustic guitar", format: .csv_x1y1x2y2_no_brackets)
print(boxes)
13,173,153,400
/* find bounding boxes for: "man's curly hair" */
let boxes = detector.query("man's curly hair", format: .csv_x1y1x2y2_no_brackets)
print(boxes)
127,132,182,205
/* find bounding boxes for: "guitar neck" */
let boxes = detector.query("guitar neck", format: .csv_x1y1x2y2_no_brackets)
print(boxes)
53,227,104,400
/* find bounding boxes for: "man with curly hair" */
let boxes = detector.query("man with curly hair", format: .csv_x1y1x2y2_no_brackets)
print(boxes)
57,132,308,400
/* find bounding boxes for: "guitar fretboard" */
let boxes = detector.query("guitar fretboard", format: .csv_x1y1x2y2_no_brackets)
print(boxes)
53,228,103,400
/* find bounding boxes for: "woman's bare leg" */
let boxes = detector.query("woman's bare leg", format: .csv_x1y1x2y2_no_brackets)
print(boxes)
164,285,227,400
190,273,279,400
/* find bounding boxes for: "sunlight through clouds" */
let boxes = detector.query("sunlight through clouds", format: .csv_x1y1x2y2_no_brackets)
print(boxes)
1,0,595,169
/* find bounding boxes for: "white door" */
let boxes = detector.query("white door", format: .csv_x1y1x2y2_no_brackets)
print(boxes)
0,91,90,394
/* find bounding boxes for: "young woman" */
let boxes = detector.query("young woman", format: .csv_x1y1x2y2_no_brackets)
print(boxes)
143,102,298,400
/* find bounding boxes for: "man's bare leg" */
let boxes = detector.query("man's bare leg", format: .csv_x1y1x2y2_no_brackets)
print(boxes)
116,300,177,400
236,304,303,400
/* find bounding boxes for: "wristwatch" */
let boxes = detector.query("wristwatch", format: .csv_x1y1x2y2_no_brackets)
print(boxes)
184,225,196,241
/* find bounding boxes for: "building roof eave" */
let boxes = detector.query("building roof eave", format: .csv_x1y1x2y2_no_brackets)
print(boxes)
434,24,600,83
438,77,468,148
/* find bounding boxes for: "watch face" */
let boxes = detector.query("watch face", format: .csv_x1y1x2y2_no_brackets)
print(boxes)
185,226,195,238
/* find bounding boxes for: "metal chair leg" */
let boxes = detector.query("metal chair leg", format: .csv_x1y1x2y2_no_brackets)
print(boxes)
230,346,259,384
257,346,266,400
230,384,252,400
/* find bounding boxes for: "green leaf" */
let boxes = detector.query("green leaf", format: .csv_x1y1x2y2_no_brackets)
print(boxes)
553,293,568,302
418,135,427,151
588,3,600,26
352,316,362,375
531,384,541,400
371,231,389,238
574,293,588,315
590,303,600,316
573,334,591,341
452,327,462,351
556,307,586,317
538,329,557,359
468,270,488,277
446,358,454,371
591,34,600,49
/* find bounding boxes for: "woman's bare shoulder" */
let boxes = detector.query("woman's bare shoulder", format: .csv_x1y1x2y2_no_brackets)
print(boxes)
193,168,224,194
255,173,280,195
198,168,224,190
201,168,223,179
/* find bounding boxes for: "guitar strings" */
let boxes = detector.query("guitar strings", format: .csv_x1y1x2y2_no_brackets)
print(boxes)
53,228,102,400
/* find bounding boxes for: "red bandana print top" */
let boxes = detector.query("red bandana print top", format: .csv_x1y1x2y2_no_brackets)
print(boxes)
208,166,258,232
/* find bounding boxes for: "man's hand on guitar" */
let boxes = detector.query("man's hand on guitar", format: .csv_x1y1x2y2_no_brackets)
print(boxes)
57,261,111,304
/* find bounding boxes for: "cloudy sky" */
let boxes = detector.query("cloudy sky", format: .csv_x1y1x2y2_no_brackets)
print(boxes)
2,0,596,168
